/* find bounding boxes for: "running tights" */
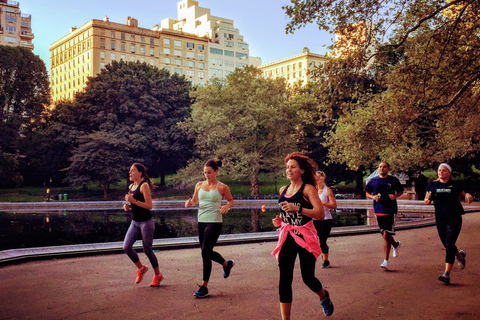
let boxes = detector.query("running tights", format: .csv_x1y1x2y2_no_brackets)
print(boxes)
436,216,462,264
198,222,225,282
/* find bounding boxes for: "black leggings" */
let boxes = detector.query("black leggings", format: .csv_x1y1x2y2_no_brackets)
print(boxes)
198,222,225,282
278,233,322,303
314,219,333,254
436,216,462,264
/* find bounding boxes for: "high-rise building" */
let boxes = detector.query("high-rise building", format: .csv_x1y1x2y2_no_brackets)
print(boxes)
0,0,34,50
158,0,261,79
259,47,327,87
50,16,209,102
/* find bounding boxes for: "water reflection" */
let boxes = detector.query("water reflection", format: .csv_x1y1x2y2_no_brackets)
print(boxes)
1,207,428,250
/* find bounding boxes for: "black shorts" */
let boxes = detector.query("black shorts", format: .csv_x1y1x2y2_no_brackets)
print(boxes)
376,214,396,235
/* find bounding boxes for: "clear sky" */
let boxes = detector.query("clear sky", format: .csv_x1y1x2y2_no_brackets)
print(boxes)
18,0,334,74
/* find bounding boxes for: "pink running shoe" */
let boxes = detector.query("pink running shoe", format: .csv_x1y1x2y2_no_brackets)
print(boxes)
150,273,164,287
135,265,148,284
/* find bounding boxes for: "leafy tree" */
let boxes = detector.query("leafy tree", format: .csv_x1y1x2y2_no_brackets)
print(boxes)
56,61,193,196
284,0,480,172
0,46,50,187
178,66,298,196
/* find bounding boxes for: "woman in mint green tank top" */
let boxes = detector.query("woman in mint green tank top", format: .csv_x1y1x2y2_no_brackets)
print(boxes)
185,159,235,298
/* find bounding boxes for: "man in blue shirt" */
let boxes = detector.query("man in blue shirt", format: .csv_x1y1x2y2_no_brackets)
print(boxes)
365,161,404,270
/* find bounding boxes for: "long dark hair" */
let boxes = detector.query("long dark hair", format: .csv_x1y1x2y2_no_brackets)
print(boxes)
205,159,222,171
132,163,154,188
284,152,318,186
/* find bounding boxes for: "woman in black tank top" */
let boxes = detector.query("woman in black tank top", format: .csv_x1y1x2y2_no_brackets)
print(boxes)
123,163,164,287
271,152,334,318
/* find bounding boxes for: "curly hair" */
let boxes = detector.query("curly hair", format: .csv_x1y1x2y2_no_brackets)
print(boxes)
284,152,318,186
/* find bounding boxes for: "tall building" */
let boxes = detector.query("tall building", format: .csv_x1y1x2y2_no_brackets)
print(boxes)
50,16,209,102
0,0,34,50
158,0,261,79
259,47,327,87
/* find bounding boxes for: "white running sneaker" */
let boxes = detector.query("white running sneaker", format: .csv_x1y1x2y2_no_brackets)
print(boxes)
380,260,389,270
392,241,401,258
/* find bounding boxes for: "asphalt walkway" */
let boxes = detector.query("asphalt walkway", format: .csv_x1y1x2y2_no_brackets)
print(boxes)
1,211,480,319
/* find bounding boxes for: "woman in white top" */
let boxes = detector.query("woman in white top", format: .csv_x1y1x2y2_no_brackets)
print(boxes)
313,171,337,268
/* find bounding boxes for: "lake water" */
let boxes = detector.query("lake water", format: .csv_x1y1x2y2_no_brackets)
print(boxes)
0,208,372,250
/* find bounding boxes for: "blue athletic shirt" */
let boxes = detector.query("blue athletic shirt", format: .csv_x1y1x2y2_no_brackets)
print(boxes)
364,175,403,215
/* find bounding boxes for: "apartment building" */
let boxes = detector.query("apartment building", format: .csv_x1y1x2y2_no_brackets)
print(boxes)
0,0,34,50
50,16,208,102
158,0,261,79
259,47,327,87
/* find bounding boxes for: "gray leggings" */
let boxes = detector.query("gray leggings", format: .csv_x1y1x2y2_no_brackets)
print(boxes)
123,218,159,269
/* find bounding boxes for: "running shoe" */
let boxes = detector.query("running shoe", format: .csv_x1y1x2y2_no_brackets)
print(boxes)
456,250,466,269
150,273,164,287
135,265,148,284
194,285,209,298
223,260,235,278
320,290,334,316
438,272,450,284
322,260,331,269
380,260,389,270
392,241,401,258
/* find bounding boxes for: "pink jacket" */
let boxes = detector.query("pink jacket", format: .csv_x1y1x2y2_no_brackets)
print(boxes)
271,220,321,260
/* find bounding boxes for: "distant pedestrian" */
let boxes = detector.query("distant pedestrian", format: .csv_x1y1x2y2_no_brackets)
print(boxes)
314,171,337,269
424,163,474,284
364,161,403,270
185,159,235,298
123,163,164,287
272,152,334,318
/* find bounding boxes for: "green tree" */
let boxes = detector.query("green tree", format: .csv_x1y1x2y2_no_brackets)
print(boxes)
284,0,480,172
56,61,193,196
178,66,298,196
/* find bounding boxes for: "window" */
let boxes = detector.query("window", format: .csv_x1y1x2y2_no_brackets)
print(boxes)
150,38,154,45
187,61,195,67
238,43,248,50
100,39,105,49
131,34,135,41
236,52,247,59
121,33,126,40
131,45,135,53
111,31,115,38
174,40,182,46
174,59,182,65
210,48,223,55
140,36,145,43
187,42,194,49
111,53,115,60
111,42,116,50
174,49,182,56
211,69,223,76
236,62,246,68
121,43,126,51
198,53,204,60
198,44,205,51
121,55,126,61
100,62,105,69
224,33,234,40
186,70,195,77
199,72,205,78
164,48,170,54
164,38,170,45
224,50,234,57
140,46,145,54
187,52,195,58
5,26,17,32
164,57,170,64
5,16,16,22
174,68,182,75
150,48,154,56
225,61,234,67
198,62,205,69
225,41,234,47
164,67,170,72
100,52,105,59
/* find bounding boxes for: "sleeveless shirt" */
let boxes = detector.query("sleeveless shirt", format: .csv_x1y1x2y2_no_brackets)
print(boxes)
318,187,332,220
278,183,313,226
129,181,152,222
198,182,223,223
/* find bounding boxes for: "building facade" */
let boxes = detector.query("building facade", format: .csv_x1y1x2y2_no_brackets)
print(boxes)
259,47,327,87
50,16,209,102
158,0,261,79
0,0,33,50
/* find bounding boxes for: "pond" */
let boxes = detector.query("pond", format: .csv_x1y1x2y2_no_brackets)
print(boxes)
0,207,373,250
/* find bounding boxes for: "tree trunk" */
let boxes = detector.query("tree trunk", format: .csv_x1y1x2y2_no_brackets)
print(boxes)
251,209,260,232
250,174,260,198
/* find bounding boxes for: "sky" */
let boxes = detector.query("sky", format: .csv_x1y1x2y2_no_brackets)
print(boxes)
18,0,334,74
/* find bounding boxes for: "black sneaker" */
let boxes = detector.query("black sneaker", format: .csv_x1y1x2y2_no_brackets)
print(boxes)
438,272,450,284
194,285,209,298
223,260,235,278
320,290,334,316
322,260,331,268
456,250,466,269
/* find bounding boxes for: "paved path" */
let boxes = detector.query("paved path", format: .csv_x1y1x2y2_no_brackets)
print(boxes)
1,212,480,319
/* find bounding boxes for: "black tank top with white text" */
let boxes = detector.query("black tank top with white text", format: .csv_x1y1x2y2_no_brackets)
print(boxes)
278,183,313,226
